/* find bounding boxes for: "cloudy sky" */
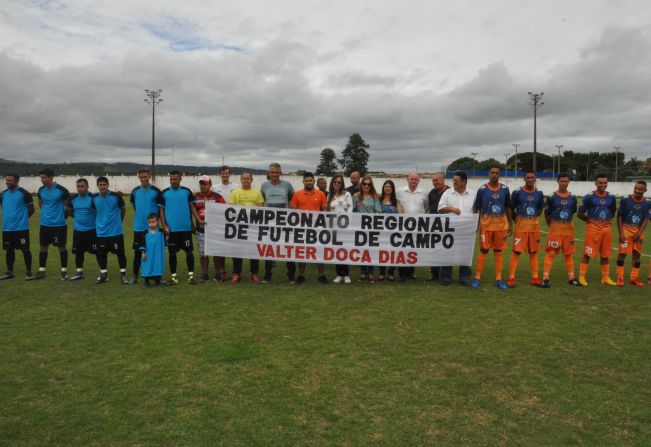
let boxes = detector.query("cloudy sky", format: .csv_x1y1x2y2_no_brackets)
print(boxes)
1,0,650,172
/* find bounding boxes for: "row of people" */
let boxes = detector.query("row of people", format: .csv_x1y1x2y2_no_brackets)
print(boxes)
1,166,650,288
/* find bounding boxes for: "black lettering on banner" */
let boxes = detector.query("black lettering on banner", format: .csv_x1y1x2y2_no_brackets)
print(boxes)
368,231,379,247
276,210,287,226
225,207,236,222
258,226,269,241
288,212,299,226
225,224,238,239
250,209,264,225
264,210,275,224
337,215,349,229
237,225,249,240
355,231,367,246
443,234,454,248
360,215,372,229
331,230,343,245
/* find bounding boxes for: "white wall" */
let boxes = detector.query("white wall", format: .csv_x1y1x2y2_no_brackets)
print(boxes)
2,174,646,198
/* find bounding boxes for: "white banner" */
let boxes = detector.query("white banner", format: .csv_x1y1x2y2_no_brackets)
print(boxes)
204,204,478,267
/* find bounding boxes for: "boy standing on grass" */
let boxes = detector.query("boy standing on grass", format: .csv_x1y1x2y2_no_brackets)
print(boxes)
616,181,650,287
577,174,617,286
140,213,166,287
541,173,580,288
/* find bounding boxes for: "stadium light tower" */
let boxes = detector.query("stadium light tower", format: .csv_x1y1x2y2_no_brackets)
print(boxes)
512,143,520,177
613,145,621,182
504,153,510,174
528,92,544,174
144,89,163,182
554,144,563,178
471,152,478,177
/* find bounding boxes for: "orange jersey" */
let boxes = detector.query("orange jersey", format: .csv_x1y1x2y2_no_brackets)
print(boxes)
548,221,574,237
480,214,509,232
514,216,540,232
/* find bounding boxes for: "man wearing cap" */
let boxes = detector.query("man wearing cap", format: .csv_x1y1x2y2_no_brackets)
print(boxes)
194,175,225,282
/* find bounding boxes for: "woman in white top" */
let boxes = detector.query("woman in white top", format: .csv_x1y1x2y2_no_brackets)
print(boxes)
327,175,353,284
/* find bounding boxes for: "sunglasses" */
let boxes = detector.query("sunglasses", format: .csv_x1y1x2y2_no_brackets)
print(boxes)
362,183,372,186
332,180,342,184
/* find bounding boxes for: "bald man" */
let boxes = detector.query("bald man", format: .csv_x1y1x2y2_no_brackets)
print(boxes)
345,171,361,197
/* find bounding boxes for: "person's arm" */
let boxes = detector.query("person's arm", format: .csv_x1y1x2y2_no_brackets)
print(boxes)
437,191,459,214
257,190,265,207
159,207,169,233
397,200,404,214
617,214,624,243
577,195,588,222
117,194,126,222
536,193,545,217
635,214,649,241
544,195,552,226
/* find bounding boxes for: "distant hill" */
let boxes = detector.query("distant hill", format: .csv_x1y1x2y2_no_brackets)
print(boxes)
0,159,267,176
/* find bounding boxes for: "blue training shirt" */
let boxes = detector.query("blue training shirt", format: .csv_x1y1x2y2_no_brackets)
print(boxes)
159,186,194,232
69,193,96,232
617,196,651,227
130,185,161,232
38,183,70,227
92,192,125,237
0,187,33,231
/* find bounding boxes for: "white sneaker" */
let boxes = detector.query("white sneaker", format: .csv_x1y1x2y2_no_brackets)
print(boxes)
344,276,352,284
333,276,343,284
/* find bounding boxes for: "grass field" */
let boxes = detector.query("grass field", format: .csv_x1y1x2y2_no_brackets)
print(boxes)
1,203,651,446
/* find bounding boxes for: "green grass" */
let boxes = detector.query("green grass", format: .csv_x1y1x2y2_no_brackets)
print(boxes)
1,204,650,446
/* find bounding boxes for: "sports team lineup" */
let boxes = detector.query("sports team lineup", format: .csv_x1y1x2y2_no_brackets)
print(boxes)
0,163,649,289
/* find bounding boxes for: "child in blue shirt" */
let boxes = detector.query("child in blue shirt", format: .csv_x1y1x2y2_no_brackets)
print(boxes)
140,213,166,287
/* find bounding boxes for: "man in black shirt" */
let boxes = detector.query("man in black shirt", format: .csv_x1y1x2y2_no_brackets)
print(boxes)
428,172,449,281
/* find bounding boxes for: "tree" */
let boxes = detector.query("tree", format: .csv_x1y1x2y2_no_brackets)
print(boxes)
338,133,370,176
315,148,337,176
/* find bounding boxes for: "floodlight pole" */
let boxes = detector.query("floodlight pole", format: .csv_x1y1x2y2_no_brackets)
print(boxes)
554,144,563,178
471,152,478,177
144,89,163,183
504,153,510,175
528,92,544,174
512,144,520,177
613,145,621,182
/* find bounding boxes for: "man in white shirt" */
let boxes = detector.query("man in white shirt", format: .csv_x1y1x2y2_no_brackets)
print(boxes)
438,171,477,286
211,165,240,203
396,172,429,281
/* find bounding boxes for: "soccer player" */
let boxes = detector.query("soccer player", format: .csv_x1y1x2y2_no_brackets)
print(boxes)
577,174,617,286
0,173,34,280
160,170,202,285
67,178,99,281
212,165,239,281
228,171,265,284
35,168,70,280
616,181,650,287
507,170,545,287
290,172,328,284
472,166,512,290
139,213,166,287
541,173,579,288
93,177,128,284
128,168,161,285
194,175,225,282
260,162,295,283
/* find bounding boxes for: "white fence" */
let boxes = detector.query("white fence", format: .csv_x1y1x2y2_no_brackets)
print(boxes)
2,174,645,198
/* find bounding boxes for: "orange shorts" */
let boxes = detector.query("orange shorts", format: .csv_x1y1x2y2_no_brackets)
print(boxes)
583,227,613,258
480,229,508,250
545,233,576,255
618,226,644,255
513,230,540,253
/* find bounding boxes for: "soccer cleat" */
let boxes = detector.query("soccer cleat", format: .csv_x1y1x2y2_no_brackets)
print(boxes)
318,275,328,284
601,277,617,286
200,273,210,282
344,276,352,284
507,278,517,288
496,280,508,290
34,271,46,280
471,279,480,288
120,274,129,284
616,278,625,287
531,278,541,287
229,274,241,285
96,273,108,284
127,276,138,285
68,273,85,281
295,276,306,284
169,276,179,286
333,276,343,284
0,272,15,280
568,279,580,287
213,272,221,282
187,276,198,285
24,273,35,281
142,281,150,288
630,278,645,287
578,277,588,287
220,273,229,282
540,279,551,288
250,274,261,285
60,272,69,281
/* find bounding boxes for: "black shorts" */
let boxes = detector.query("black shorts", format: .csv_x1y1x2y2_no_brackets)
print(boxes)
168,231,193,252
132,231,145,250
97,235,125,255
40,225,67,247
3,230,30,251
72,229,98,255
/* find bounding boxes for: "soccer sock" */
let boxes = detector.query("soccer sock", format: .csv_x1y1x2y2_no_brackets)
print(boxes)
542,253,554,280
98,254,108,270
600,263,610,280
75,252,85,269
631,262,640,280
117,253,127,270
494,251,503,281
475,252,487,279
6,249,15,272
564,255,575,279
169,251,177,274
186,251,195,275
508,252,520,279
22,249,32,273
616,260,625,281
529,253,539,279
39,251,47,270
59,250,68,271
579,262,588,279
132,251,141,276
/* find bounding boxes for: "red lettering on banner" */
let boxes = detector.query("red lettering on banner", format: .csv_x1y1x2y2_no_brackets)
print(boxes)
324,247,334,261
407,252,418,264
306,246,317,260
